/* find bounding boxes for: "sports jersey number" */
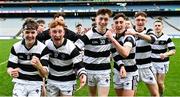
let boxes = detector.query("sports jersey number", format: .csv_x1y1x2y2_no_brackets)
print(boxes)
100,39,106,45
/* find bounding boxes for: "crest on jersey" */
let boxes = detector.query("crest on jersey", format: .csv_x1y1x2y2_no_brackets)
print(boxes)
160,41,165,45
155,41,159,45
54,51,59,58
61,54,66,59
25,53,32,60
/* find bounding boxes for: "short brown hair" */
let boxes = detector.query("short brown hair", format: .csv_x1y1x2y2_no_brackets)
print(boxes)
76,24,82,28
53,13,65,19
23,18,38,30
49,20,65,29
135,11,147,18
113,13,127,20
96,8,112,17
37,19,45,24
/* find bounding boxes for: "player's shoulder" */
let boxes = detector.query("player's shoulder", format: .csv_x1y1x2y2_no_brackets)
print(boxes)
37,40,46,48
66,39,76,48
13,40,23,48
45,39,52,45
84,27,95,39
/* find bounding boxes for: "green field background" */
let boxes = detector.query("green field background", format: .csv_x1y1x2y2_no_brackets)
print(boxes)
0,39,180,96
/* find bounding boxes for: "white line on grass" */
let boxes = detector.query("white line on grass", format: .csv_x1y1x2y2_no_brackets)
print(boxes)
0,60,8,66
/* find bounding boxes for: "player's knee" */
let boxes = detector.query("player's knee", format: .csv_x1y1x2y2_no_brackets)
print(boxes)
157,80,164,87
151,90,159,96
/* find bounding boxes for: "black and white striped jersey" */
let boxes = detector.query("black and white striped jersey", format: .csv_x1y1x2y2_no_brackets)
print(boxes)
112,32,137,72
135,28,157,68
151,33,175,64
45,39,86,82
75,27,112,73
7,40,49,82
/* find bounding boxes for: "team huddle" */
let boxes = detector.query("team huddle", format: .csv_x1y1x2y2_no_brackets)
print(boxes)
7,8,176,97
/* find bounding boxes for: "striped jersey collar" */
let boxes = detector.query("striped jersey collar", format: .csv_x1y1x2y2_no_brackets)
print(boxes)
156,33,164,38
21,39,38,50
115,29,127,39
52,38,67,49
133,26,146,32
92,27,108,36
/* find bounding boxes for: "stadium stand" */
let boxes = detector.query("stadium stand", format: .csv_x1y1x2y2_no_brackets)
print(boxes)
0,0,179,38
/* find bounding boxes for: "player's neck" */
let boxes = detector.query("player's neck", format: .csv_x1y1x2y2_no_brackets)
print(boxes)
96,26,106,34
156,32,163,37
25,41,35,49
116,28,125,35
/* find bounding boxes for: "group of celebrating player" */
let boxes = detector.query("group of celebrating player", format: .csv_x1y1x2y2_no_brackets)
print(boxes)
7,8,176,97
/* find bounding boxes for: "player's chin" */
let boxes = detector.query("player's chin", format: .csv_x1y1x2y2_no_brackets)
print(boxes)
138,25,144,28
26,40,35,44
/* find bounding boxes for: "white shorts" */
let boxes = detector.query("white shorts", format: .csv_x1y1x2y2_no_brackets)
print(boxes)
138,66,157,84
113,69,139,90
13,83,41,97
87,73,110,87
47,80,76,96
153,62,169,74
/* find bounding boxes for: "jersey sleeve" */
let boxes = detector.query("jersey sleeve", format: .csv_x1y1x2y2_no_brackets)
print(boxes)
71,47,86,77
75,35,90,50
7,46,18,68
167,37,176,50
123,35,136,47
146,29,157,44
40,46,50,73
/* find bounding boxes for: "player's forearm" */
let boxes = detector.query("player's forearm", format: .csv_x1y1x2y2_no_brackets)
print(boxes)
38,68,48,78
7,67,13,75
164,50,176,57
36,63,48,78
136,33,151,42
110,38,129,58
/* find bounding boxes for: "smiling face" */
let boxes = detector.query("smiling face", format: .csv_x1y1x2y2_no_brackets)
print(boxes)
114,17,126,34
113,13,127,34
23,29,38,46
95,14,110,30
50,25,65,45
154,21,163,34
22,19,38,47
135,15,147,32
95,8,112,31
49,20,65,46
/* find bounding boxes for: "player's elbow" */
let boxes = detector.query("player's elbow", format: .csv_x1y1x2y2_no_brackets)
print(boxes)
172,50,176,55
121,52,129,58
39,69,48,78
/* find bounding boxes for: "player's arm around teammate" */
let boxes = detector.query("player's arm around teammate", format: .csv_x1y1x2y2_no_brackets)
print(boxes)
106,13,138,97
126,12,159,96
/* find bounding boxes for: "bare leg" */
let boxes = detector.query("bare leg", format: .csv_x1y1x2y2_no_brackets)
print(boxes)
89,86,97,97
115,88,123,96
157,73,165,96
146,83,159,97
98,86,109,97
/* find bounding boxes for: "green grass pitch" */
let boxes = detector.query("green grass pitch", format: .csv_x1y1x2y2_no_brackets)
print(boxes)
0,39,180,96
